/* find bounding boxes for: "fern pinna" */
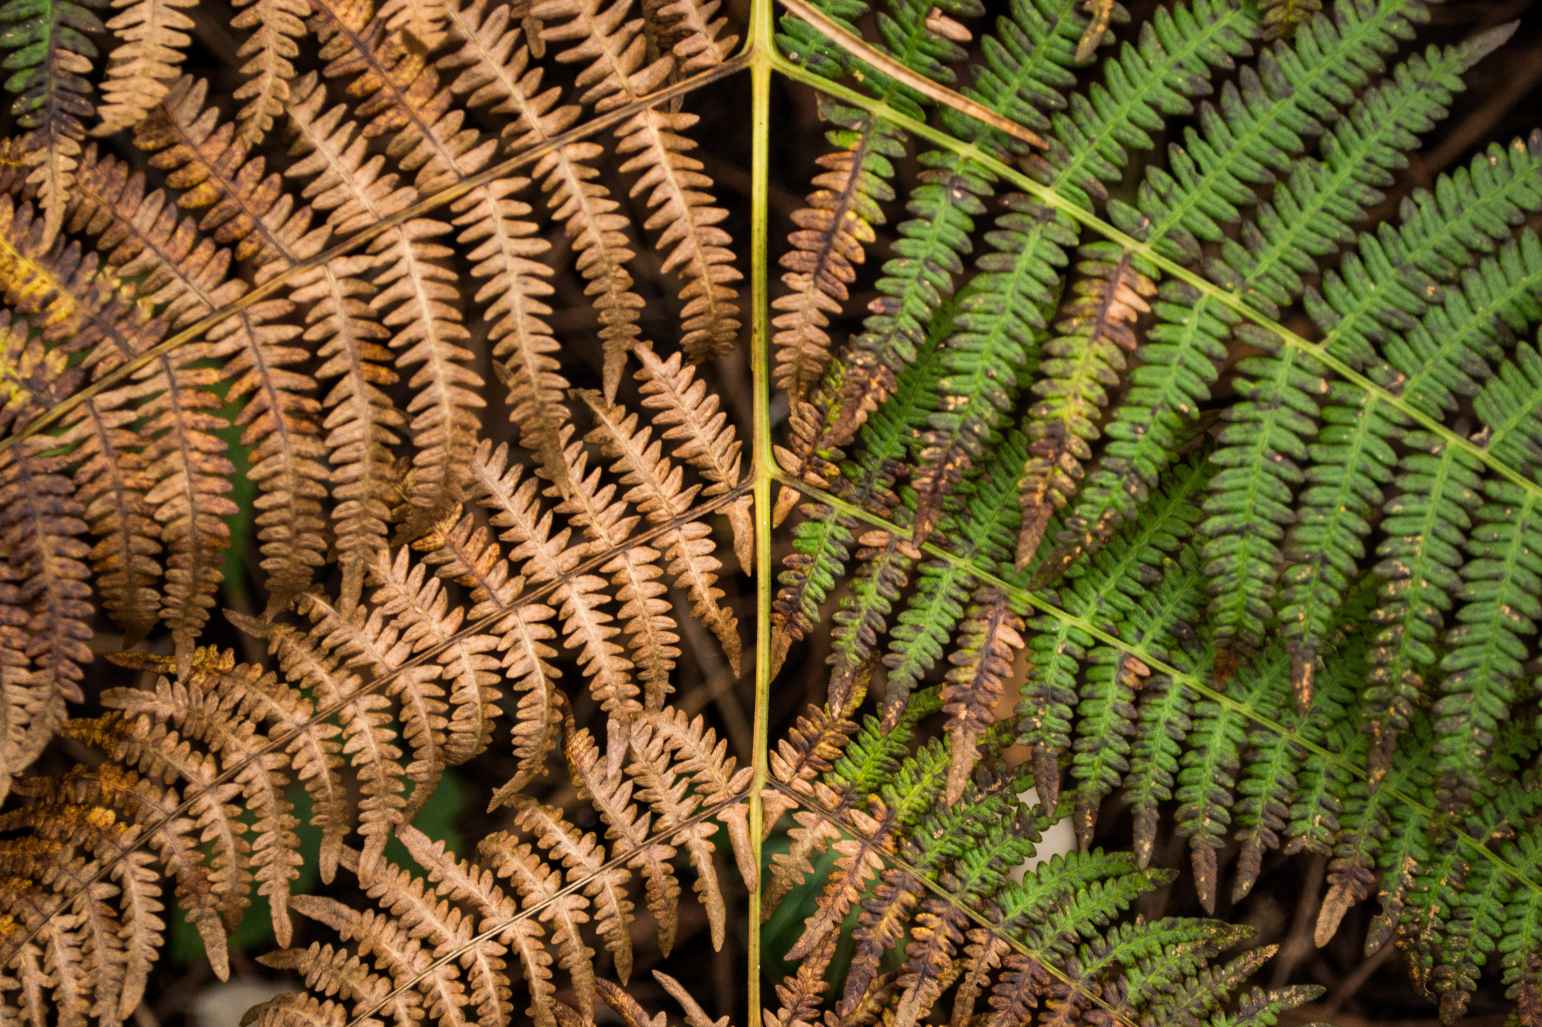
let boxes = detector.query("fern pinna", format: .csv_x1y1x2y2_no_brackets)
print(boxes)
0,0,1536,1023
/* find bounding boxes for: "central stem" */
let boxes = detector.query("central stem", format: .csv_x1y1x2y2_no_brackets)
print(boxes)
745,0,775,1020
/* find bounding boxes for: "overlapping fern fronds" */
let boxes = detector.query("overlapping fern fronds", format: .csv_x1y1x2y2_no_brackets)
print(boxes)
0,0,1537,1023
771,0,1542,1019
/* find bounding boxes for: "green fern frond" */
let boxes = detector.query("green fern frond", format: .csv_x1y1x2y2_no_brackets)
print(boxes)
1017,456,1209,808
1063,0,1434,560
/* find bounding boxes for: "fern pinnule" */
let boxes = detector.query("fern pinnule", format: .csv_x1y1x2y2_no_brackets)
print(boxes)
134,76,328,268
253,611,407,878
0,435,91,708
624,719,729,949
0,195,233,662
1359,232,1542,772
772,103,902,409
544,432,681,709
1014,245,1153,563
94,0,194,136
1018,457,1208,811
638,707,756,887
366,547,505,767
506,797,636,986
294,259,404,612
0,0,103,246
633,343,753,571
284,889,478,1027
940,588,1024,804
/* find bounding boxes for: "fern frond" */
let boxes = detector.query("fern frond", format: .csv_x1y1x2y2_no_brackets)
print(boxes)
0,0,102,244
230,0,307,143
286,76,483,522
582,390,743,674
94,0,193,135
1359,233,1542,767
465,441,640,730
1017,456,1208,808
0,436,91,714
940,587,1024,802
773,102,902,408
633,343,752,570
537,0,742,366
1065,0,1431,559
565,726,684,956
444,0,647,404
1199,32,1503,670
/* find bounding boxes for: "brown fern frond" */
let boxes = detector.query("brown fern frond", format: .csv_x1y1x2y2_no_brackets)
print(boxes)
127,86,395,605
414,510,566,803
892,900,967,1027
310,0,571,489
941,589,1025,805
287,75,483,521
254,615,407,876
547,432,680,707
0,437,93,715
135,76,329,269
230,0,309,143
0,763,232,987
367,546,504,764
463,180,572,483
649,0,736,74
639,707,754,887
633,343,753,572
763,702,856,835
379,0,450,50
272,590,448,826
785,797,892,962
538,0,742,366
840,867,924,1017
338,844,512,1026
582,390,743,675
566,726,683,956
88,678,302,948
466,442,641,729
259,939,423,1026
625,719,727,948
396,826,544,1026
295,260,403,610
288,892,472,1025
0,573,57,801
508,797,636,985
95,0,195,135
309,0,491,195
0,196,234,656
442,0,646,401
477,827,598,1022
773,108,902,407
